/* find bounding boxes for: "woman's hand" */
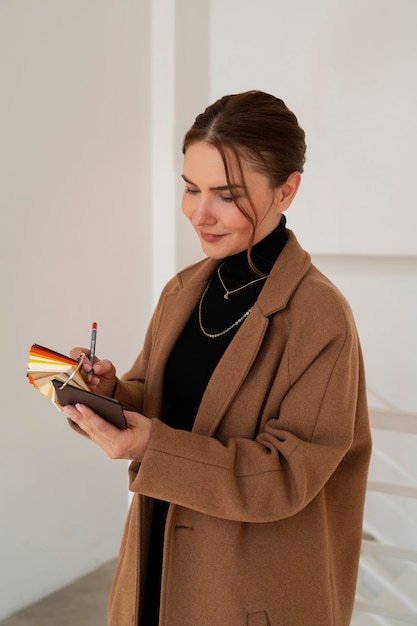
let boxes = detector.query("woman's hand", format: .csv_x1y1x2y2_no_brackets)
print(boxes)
63,404,152,461
69,346,117,396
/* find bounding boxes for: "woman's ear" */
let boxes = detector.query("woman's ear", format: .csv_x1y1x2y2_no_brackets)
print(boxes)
277,171,302,211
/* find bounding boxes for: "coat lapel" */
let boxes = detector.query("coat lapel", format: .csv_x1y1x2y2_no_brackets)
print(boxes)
143,260,216,418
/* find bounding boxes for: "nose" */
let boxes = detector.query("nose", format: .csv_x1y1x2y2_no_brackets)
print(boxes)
192,195,217,226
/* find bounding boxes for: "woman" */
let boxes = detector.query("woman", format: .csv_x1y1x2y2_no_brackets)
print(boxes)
65,91,371,626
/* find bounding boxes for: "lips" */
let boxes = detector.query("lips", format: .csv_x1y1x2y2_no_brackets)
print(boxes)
200,231,225,243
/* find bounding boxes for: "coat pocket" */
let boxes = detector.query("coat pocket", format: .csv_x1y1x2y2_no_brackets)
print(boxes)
247,610,269,626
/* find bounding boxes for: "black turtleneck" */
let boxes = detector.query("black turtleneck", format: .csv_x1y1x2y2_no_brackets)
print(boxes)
163,215,288,431
141,217,288,625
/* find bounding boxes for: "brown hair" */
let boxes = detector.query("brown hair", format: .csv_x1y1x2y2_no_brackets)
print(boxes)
182,90,306,268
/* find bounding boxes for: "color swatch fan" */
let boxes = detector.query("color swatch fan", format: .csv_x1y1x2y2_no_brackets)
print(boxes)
27,344,89,411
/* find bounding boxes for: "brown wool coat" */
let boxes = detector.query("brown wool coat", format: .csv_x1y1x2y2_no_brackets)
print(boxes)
106,231,371,626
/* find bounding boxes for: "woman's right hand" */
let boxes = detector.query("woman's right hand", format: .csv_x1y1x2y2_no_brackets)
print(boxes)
69,347,117,397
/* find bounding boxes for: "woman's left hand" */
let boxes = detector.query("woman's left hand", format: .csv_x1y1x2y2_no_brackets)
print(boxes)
63,404,152,461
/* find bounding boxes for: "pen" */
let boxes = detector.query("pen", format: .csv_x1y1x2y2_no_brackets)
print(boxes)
88,322,97,381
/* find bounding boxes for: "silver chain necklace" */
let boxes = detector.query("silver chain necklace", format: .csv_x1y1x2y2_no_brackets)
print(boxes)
198,277,253,339
217,262,268,299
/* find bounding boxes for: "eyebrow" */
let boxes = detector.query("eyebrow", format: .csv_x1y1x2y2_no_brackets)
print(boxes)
181,174,243,192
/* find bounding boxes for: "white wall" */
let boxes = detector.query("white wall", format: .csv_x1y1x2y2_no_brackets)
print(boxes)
0,1,152,619
209,0,417,258
1,0,416,619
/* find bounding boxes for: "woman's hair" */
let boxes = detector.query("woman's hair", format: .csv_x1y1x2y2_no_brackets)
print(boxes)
182,90,306,267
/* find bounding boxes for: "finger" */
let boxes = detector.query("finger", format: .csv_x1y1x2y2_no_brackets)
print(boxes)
69,346,91,361
81,359,97,377
63,404,117,440
90,359,115,377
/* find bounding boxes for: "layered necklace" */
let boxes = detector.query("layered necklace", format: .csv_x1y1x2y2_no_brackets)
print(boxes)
217,262,268,299
198,263,268,339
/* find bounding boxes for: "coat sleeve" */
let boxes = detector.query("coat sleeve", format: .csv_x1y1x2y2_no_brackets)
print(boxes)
129,286,371,523
111,347,149,412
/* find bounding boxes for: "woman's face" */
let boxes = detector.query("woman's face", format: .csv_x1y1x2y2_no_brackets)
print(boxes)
182,141,288,259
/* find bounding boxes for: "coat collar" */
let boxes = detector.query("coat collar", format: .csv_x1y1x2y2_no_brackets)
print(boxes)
256,229,311,316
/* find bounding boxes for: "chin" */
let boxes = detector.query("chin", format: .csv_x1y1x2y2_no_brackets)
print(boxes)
201,248,225,260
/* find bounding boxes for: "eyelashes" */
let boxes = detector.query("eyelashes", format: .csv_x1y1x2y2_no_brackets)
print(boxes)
184,187,236,203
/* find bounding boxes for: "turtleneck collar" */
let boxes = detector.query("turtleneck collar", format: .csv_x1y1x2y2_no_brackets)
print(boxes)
221,214,288,278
